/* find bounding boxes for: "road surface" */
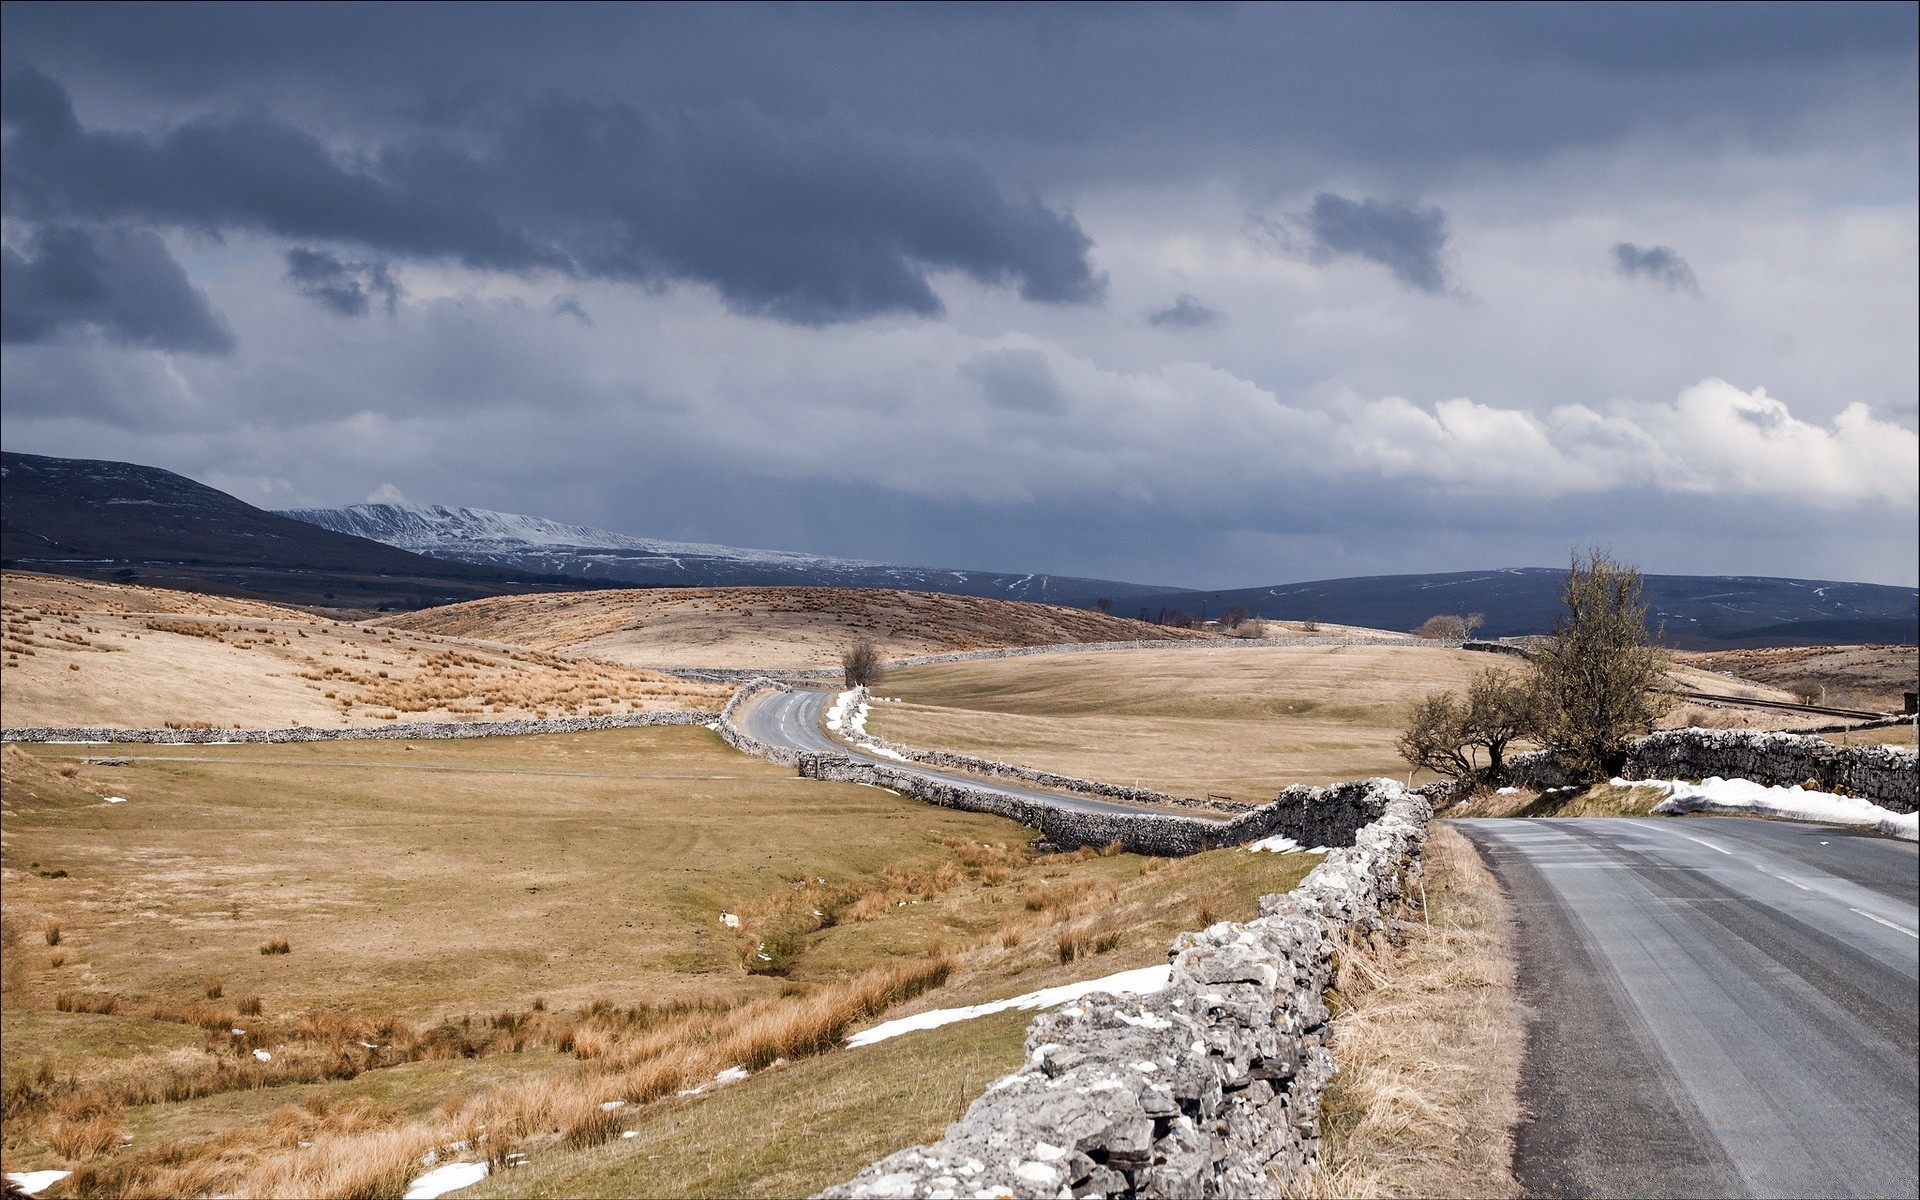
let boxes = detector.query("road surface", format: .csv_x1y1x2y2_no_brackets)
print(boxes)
737,687,1191,819
1455,816,1918,1199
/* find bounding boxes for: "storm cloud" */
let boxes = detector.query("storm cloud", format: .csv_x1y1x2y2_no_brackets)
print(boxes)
1614,242,1701,293
1146,294,1221,330
285,248,402,317
1304,194,1455,294
0,5,1913,589
1,67,1101,325
1,223,232,353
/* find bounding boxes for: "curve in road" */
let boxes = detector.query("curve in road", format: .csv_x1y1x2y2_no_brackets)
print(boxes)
1456,815,1918,1200
737,687,1201,820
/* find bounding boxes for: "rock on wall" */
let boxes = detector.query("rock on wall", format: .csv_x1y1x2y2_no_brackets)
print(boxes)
0,711,715,745
818,785,1433,1200
1506,727,1919,813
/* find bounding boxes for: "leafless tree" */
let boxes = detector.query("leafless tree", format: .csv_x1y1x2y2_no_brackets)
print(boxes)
841,638,882,688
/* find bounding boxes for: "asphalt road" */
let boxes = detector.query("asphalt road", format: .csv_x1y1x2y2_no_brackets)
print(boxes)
1455,816,1919,1199
737,687,1191,819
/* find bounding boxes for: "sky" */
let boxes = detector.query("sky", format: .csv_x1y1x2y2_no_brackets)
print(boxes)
2,2,1916,589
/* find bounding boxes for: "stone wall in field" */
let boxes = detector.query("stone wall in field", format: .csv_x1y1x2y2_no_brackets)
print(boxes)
840,687,1253,814
717,679,1392,856
0,710,715,745
1506,727,1919,813
818,784,1433,1200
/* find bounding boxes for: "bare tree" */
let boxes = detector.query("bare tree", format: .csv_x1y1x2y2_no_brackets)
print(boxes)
1464,612,1486,637
1397,667,1535,792
1220,605,1250,630
1092,597,1113,614
1528,549,1672,780
841,639,882,689
1416,614,1469,640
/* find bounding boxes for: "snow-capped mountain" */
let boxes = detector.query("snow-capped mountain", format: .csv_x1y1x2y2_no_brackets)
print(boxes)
277,503,1187,604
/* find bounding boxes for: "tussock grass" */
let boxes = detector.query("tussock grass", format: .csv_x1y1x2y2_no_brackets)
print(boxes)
1298,826,1521,1199
258,938,291,956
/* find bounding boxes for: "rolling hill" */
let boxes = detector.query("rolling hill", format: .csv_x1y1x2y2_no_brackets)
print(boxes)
1168,568,1918,648
0,452,601,609
376,586,1211,669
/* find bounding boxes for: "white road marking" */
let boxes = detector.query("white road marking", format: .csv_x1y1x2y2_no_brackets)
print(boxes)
1755,865,1813,892
1679,833,1734,855
1849,908,1919,938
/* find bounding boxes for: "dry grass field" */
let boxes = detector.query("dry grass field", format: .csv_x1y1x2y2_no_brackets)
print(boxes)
377,586,1211,669
1679,644,1918,713
0,729,1317,1197
866,643,1499,799
0,573,726,728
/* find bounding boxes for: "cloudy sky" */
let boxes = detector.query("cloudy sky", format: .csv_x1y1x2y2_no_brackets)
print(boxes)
3,3,1916,588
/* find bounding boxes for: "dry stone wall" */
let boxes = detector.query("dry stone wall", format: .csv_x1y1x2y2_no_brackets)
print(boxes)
0,710,715,745
818,785,1433,1199
841,688,1252,814
1507,727,1918,812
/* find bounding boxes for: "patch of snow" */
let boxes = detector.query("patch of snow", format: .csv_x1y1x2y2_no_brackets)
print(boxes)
1640,776,1918,842
5,1172,71,1196
1495,787,1521,795
402,1161,488,1200
104,796,128,804
253,1048,272,1062
1245,835,1327,854
846,964,1173,1048
719,912,740,928
621,1130,638,1139
712,1066,749,1085
599,1099,625,1111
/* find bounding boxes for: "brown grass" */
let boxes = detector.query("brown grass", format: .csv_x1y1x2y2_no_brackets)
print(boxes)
870,643,1501,796
1299,825,1521,1199
376,585,1213,670
0,572,728,729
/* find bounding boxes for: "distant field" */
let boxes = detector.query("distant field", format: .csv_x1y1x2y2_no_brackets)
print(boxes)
0,728,1315,1196
866,643,1498,798
377,585,1212,669
1679,643,1918,713
0,573,726,728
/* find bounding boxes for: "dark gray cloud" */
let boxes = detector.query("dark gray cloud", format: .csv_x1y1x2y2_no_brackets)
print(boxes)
284,248,401,317
1305,194,1453,294
1613,242,1700,293
4,5,1911,189
1,223,233,352
1146,294,1220,330
1,68,1101,325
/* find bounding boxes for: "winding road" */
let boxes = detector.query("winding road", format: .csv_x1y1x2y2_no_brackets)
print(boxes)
736,687,1190,819
1456,816,1919,1199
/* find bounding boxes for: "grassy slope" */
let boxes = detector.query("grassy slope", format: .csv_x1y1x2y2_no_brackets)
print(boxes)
376,586,1211,670
868,643,1494,797
1,573,725,728
1,727,1316,1193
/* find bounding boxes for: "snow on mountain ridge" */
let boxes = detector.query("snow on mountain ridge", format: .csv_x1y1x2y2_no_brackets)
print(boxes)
278,503,892,568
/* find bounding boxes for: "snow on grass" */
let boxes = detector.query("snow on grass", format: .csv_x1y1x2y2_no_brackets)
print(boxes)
104,796,128,803
676,1064,752,1097
1244,835,1328,854
845,964,1173,1049
5,1172,70,1196
403,1161,489,1200
1628,776,1919,842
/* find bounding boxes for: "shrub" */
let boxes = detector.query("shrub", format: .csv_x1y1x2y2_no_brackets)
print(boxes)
259,938,291,956
43,920,61,947
841,639,882,688
205,979,223,1000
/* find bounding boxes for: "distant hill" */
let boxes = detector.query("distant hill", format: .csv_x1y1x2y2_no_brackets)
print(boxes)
280,501,1185,605
377,585,1211,670
0,452,597,609
1165,568,1918,648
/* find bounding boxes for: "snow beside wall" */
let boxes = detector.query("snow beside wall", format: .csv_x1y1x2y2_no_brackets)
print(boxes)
845,964,1174,1049
1629,776,1919,842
